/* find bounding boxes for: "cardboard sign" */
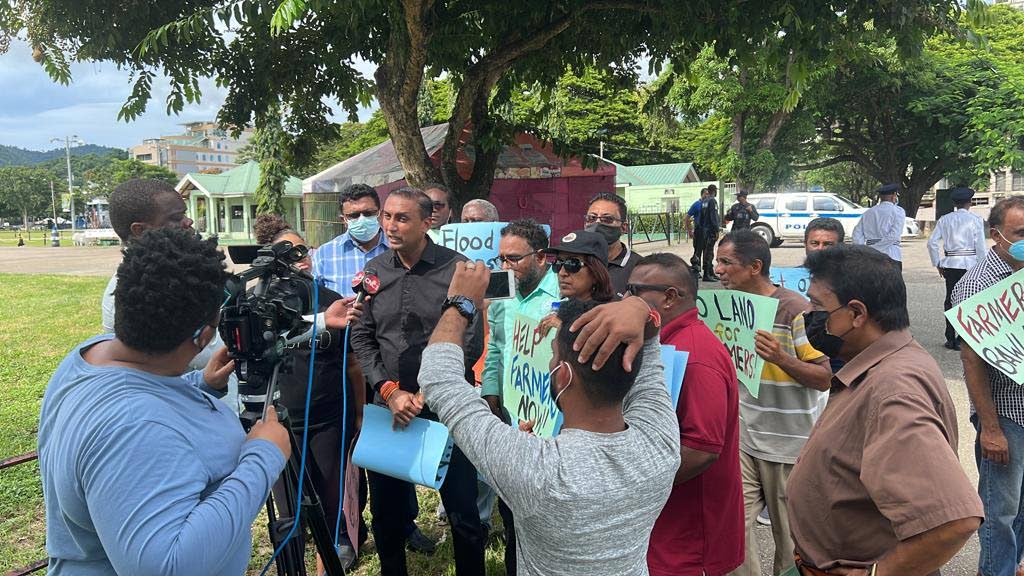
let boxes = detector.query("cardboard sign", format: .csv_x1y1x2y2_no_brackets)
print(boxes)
946,268,1024,384
503,312,563,438
439,222,550,269
352,404,454,489
660,346,689,409
770,266,811,298
697,290,779,397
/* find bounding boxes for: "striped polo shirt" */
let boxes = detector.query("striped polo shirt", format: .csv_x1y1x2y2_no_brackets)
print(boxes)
739,287,828,464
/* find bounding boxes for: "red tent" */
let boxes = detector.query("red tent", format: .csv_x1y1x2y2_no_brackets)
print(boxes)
302,124,616,241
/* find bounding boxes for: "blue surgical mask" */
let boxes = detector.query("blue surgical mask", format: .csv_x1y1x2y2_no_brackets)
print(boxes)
995,228,1024,262
347,215,381,243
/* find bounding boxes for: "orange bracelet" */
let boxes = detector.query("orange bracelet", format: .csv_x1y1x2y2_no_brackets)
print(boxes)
380,381,399,403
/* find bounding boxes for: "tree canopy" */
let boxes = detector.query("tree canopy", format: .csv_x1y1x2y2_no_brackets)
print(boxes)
2,0,972,207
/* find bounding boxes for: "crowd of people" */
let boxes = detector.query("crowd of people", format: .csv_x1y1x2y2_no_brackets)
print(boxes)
33,177,1024,576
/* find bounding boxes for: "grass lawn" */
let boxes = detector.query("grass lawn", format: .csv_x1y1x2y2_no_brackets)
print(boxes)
0,273,507,575
0,230,87,248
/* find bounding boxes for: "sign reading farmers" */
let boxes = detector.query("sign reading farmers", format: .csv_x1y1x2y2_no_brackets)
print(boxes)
770,267,811,298
946,268,1024,384
697,290,779,397
439,222,550,269
503,312,562,438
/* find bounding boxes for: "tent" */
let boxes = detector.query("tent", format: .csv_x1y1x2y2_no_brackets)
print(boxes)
302,124,617,243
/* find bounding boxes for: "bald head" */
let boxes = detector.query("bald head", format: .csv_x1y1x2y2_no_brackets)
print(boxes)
628,253,697,324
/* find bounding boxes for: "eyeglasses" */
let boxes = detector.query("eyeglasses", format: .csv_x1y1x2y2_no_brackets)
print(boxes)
432,201,448,210
626,283,676,295
488,252,538,267
342,210,379,222
552,257,587,274
584,213,622,226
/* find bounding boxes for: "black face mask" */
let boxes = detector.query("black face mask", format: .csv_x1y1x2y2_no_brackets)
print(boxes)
585,223,622,245
803,310,845,358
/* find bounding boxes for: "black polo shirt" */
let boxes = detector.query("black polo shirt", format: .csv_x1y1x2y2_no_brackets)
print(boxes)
608,241,638,297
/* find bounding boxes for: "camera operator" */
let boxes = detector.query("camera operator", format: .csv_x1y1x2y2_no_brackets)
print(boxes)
253,214,368,571
38,227,290,575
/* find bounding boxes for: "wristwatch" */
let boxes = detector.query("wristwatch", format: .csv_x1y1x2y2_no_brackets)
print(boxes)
442,295,477,321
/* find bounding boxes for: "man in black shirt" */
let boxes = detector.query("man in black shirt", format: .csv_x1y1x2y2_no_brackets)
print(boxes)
687,185,721,281
350,187,485,576
584,192,637,296
725,190,759,231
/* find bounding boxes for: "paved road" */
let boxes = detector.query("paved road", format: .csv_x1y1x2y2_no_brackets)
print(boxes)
3,238,987,573
655,237,981,575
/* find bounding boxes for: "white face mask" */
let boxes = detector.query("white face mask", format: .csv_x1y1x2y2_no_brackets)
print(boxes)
549,361,573,411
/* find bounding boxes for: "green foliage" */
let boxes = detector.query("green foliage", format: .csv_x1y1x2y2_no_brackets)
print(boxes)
294,112,391,178
0,166,53,224
83,158,178,199
0,144,124,167
252,105,292,216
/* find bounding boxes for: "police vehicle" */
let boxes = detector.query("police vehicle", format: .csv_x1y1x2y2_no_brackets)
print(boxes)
741,192,920,246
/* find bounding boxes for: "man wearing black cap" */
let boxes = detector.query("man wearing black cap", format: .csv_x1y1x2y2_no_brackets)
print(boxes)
927,187,988,350
725,190,758,232
853,183,906,268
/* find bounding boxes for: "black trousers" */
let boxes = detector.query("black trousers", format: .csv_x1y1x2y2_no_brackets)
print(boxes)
271,417,369,553
498,498,516,576
941,267,968,343
690,228,718,276
367,441,485,576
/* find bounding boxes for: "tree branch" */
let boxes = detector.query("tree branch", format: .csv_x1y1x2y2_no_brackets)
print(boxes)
792,154,857,171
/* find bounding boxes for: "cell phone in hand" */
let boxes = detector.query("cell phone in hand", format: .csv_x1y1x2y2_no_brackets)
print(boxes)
485,270,515,300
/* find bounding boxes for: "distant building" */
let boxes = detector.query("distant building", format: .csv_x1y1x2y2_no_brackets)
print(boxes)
605,159,709,213
176,161,305,244
994,0,1024,10
130,121,254,178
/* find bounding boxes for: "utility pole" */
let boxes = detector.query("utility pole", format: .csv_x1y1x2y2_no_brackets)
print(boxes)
51,135,83,232
50,180,58,224
599,141,605,160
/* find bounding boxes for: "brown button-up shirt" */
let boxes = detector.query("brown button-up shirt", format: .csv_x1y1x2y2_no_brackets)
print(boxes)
786,329,982,570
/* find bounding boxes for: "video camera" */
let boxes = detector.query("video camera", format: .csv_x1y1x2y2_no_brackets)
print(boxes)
219,241,316,418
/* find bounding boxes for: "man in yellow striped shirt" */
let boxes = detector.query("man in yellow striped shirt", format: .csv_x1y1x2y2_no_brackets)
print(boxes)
714,229,832,576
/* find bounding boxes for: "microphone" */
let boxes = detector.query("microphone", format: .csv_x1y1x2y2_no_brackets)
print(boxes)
351,267,380,304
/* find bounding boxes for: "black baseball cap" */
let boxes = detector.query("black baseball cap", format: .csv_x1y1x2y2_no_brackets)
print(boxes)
544,230,609,265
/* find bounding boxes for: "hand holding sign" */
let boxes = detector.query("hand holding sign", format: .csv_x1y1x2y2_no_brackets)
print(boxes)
754,330,786,365
946,268,1024,384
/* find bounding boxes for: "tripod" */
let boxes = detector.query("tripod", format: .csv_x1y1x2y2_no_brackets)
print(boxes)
239,363,346,576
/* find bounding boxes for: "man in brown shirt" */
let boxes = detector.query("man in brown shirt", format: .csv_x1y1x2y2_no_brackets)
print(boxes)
787,245,982,575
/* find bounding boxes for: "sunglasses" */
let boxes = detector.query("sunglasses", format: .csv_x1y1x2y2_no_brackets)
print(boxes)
343,210,379,222
432,201,448,210
626,283,676,295
584,213,622,225
552,257,587,274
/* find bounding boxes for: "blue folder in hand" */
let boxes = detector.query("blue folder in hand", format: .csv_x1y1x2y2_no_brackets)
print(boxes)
352,404,454,490
660,345,689,409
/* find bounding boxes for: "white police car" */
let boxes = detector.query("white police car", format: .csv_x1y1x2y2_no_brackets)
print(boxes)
742,192,919,246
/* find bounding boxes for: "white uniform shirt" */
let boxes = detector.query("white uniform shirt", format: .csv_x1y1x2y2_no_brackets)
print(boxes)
927,208,988,270
852,201,906,261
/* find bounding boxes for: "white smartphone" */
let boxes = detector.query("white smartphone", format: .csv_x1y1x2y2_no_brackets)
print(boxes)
485,269,516,300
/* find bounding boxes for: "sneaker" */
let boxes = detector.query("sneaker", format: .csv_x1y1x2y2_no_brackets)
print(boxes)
703,274,720,282
756,508,771,526
943,340,961,351
337,544,357,571
407,527,437,554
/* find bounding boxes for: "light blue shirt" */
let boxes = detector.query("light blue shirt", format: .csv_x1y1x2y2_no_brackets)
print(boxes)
311,231,389,296
927,208,988,269
853,200,906,261
38,335,286,575
481,268,562,398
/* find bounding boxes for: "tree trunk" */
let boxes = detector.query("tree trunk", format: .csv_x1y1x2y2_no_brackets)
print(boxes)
22,208,30,241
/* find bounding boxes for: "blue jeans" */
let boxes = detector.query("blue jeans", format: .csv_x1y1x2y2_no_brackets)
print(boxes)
974,414,1024,576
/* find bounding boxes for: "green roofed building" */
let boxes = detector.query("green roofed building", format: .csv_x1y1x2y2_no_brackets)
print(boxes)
603,159,713,214
176,161,305,243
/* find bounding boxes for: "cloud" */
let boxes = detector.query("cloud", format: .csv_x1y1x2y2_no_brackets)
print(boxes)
0,39,378,151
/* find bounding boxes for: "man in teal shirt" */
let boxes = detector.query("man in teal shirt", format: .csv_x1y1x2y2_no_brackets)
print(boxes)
481,219,560,574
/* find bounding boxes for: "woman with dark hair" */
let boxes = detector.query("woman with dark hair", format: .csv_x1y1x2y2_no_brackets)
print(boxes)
537,230,616,336
253,214,367,571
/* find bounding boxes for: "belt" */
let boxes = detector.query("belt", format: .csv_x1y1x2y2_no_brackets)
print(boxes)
866,239,900,246
795,554,876,576
945,249,977,256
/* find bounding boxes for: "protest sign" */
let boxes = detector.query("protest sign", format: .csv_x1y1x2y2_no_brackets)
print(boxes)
503,312,562,438
439,222,550,269
946,268,1024,384
770,267,811,298
352,404,454,489
697,290,779,397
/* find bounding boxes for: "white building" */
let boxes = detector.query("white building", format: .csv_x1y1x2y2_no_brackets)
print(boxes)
129,121,254,178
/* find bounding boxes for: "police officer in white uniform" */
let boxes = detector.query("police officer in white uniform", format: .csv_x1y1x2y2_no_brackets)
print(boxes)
853,183,906,268
927,186,988,350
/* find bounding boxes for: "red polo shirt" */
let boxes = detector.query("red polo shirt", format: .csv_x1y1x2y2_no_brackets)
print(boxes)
648,308,744,576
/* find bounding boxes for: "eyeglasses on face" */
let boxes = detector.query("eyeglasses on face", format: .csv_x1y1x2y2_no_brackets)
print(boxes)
626,283,675,295
488,252,538,267
584,213,622,226
552,257,587,274
343,210,379,222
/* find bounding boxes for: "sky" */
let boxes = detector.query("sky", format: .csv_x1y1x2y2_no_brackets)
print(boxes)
0,39,377,153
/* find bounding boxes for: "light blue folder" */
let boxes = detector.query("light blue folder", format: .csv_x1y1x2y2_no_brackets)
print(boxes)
352,404,454,490
660,345,690,409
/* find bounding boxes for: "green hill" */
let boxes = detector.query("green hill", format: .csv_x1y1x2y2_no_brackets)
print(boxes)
0,143,126,167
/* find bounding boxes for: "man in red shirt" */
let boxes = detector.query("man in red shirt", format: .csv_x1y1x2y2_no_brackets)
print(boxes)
628,253,744,576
